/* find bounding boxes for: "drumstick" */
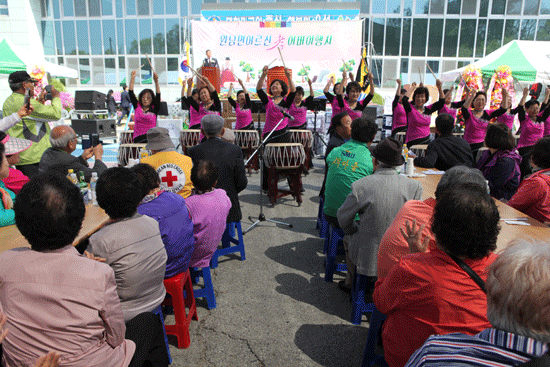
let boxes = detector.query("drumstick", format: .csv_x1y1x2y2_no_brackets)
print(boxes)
267,58,277,67
426,62,437,81
418,66,423,84
277,47,287,69
73,219,112,251
145,54,154,72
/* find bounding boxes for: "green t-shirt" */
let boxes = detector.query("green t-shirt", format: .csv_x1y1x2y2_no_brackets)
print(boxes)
2,92,61,165
323,139,374,218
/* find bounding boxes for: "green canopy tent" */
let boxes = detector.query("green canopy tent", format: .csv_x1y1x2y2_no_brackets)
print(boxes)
0,39,26,75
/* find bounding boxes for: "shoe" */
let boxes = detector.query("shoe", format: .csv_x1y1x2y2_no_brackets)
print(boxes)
338,280,351,293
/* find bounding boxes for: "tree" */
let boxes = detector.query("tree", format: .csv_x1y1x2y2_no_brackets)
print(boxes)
297,65,310,82
241,63,254,82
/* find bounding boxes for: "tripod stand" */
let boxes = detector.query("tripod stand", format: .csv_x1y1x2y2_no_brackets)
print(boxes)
243,117,293,235
309,99,327,157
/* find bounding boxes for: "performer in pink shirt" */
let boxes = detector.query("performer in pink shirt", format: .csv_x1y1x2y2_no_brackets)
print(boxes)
323,76,344,116
336,71,375,120
227,78,253,130
391,79,408,137
128,69,161,143
186,75,221,129
287,78,314,130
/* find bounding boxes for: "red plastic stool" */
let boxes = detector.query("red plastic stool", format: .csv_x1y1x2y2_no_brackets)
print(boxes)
162,270,199,349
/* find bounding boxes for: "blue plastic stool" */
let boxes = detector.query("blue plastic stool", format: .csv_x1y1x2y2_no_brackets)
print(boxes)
317,198,329,241
152,305,172,365
190,266,216,309
361,305,388,367
351,273,375,325
210,222,246,269
324,225,347,282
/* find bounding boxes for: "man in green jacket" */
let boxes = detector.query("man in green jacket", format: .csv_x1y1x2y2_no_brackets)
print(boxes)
3,71,62,178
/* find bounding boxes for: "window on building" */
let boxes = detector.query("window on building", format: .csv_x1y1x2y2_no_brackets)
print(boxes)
383,59,398,87
116,0,123,16
154,57,167,84
503,19,520,44
443,19,459,57
425,60,439,85
447,0,460,14
153,19,166,54
127,57,141,83
372,0,385,13
53,0,60,18
387,0,400,13
105,58,116,85
180,0,188,16
401,18,411,56
542,0,550,13
506,0,522,14
523,0,540,15
478,0,488,15
167,57,179,84
411,19,428,56
166,18,179,54
428,19,443,56
415,0,429,14
165,0,177,14
63,0,74,16
79,58,90,84
41,0,51,17
153,0,164,14
117,20,125,54
139,19,152,54
126,19,138,54
76,20,89,55
191,0,200,14
459,19,476,57
403,0,413,15
89,0,101,16
118,56,126,84
42,21,55,55
442,60,457,74
385,18,401,56
102,0,113,15
55,21,63,54
486,19,504,54
475,19,486,57
430,0,444,14
103,20,116,54
89,20,102,55
400,58,409,84
141,58,153,83
66,58,78,85
127,0,136,15
63,20,76,55
537,20,550,40
138,0,150,15
411,59,424,84
520,19,537,40
461,0,476,14
372,18,385,55
74,0,87,16
371,59,382,86
92,58,104,84
491,0,505,14
364,19,369,45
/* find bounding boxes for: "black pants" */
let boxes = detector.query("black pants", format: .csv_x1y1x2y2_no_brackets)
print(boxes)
406,135,431,148
518,145,533,178
16,163,40,179
262,128,290,190
289,123,307,130
117,107,131,124
126,312,170,367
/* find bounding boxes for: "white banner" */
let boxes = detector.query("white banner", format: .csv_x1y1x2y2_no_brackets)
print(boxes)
191,20,363,86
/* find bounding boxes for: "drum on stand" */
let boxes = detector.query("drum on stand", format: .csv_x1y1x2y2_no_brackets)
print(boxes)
289,129,313,173
235,130,260,173
117,143,148,166
263,143,305,205
119,130,134,144
179,129,201,154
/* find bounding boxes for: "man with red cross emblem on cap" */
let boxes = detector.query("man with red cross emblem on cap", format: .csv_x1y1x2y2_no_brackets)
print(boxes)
140,127,193,198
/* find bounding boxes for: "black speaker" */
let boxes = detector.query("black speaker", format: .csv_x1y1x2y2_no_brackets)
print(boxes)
75,90,107,110
71,119,116,138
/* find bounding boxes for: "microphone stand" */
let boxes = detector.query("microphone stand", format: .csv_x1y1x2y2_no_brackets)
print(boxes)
243,117,293,234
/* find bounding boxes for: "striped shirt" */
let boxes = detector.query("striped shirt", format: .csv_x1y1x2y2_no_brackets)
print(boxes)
405,328,548,367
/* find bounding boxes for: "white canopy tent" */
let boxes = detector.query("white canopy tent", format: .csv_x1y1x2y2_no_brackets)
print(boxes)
2,39,78,79
441,40,550,84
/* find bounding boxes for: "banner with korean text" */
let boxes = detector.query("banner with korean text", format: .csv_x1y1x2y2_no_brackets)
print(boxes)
191,20,363,87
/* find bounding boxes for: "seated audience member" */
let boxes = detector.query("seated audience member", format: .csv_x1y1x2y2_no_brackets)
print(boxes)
131,163,195,278
0,140,17,227
374,184,500,367
187,114,247,224
87,167,168,323
38,126,107,182
477,122,521,200
406,239,550,366
337,137,422,290
186,160,231,268
140,127,193,198
508,137,550,223
0,131,31,194
377,166,487,279
413,113,474,171
0,173,136,367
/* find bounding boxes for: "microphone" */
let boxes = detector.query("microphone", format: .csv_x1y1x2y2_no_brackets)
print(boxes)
281,111,295,121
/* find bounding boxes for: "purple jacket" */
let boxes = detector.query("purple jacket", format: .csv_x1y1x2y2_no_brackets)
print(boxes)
137,191,195,278
477,149,522,200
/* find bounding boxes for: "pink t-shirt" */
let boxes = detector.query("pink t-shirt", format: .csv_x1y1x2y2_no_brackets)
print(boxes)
189,106,201,128
517,117,544,149
186,189,231,268
392,103,407,130
463,109,492,144
133,104,157,139
330,98,343,117
439,104,458,119
545,115,550,137
287,101,308,128
497,112,515,130
340,99,362,120
405,107,431,143
263,97,289,136
234,104,253,130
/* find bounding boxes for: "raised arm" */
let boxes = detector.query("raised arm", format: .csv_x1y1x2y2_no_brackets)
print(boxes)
257,65,268,92
461,89,476,120
285,67,295,93
186,78,193,98
323,76,333,94
227,83,234,98
201,76,216,93
153,72,160,94
405,82,417,100
238,78,248,96
129,69,137,92
437,78,444,100
336,71,348,96
307,77,314,97
517,87,529,107
367,73,375,96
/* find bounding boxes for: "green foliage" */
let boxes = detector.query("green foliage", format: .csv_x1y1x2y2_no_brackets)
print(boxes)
297,66,310,76
250,73,256,79
49,78,66,92
239,61,245,67
241,63,253,72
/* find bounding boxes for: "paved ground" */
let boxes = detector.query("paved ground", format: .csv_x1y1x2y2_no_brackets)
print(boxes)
166,158,370,367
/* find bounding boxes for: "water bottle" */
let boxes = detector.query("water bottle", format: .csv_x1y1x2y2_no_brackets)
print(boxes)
77,171,89,205
140,148,149,160
89,172,98,206
69,172,78,186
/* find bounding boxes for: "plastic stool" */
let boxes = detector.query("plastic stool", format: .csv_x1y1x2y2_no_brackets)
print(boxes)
210,222,246,269
361,305,388,367
190,266,216,309
152,305,172,365
324,225,347,282
317,198,329,240
162,270,198,349
351,273,375,325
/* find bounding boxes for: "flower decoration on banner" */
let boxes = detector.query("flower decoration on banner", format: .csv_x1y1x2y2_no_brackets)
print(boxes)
462,65,484,92
488,65,515,110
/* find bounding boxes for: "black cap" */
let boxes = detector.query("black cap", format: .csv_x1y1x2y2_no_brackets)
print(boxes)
371,137,405,167
8,71,38,84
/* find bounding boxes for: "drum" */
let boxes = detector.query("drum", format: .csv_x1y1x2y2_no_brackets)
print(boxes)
289,129,313,149
234,130,260,149
119,130,134,144
117,143,148,166
264,143,305,169
180,129,201,148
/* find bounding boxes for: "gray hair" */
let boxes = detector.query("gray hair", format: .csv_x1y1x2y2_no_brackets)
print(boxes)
201,114,224,137
435,166,488,201
9,81,24,92
486,239,550,343
50,129,76,149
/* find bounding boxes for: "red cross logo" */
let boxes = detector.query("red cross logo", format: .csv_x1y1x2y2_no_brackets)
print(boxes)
161,171,178,187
